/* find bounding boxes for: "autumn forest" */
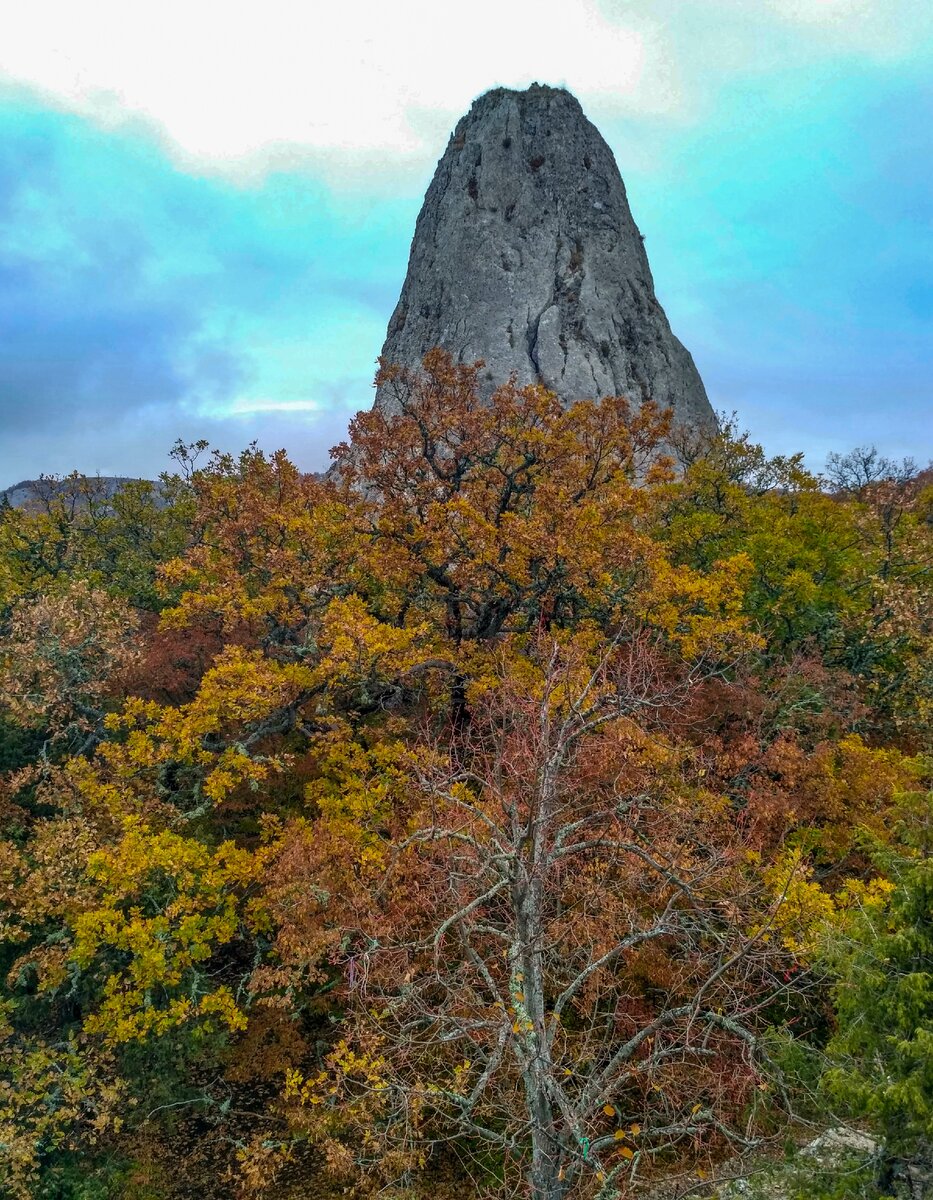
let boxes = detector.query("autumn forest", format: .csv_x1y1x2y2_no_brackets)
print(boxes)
1,352,931,1200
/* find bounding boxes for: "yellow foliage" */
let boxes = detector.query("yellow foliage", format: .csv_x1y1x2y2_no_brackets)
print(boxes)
306,734,414,868
764,846,895,959
67,820,271,1043
642,552,761,658
0,1003,127,1197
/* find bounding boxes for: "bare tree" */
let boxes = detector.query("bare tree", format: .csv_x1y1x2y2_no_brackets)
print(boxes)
322,634,789,1199
825,446,918,493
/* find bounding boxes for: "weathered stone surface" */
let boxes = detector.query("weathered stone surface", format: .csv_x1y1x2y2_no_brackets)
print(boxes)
375,84,716,432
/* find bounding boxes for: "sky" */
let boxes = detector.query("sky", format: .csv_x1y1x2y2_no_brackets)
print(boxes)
0,0,931,487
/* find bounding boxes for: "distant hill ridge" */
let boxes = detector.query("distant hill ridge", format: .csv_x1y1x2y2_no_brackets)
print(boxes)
1,476,154,511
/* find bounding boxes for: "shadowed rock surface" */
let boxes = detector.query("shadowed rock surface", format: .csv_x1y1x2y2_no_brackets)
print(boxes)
375,84,716,432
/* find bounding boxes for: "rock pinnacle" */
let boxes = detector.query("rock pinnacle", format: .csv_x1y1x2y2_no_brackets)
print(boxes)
375,84,715,432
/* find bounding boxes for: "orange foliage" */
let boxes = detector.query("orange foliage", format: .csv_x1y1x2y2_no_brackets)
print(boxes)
0,353,928,1198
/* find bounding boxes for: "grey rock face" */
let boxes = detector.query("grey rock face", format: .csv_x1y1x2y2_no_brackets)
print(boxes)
375,84,716,432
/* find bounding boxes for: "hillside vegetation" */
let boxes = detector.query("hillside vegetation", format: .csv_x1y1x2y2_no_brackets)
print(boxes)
1,353,931,1200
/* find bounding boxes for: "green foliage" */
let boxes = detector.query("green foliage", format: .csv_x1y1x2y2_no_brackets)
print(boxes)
0,710,43,775
821,797,933,1156
746,1154,892,1200
0,471,194,614
658,422,932,742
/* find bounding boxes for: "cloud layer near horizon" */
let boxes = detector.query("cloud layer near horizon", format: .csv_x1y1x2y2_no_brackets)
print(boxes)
0,0,930,485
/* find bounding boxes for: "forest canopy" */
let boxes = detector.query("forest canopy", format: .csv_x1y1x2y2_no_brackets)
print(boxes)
0,352,931,1200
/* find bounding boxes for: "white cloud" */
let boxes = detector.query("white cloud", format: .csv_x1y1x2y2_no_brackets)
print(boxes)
219,398,322,416
0,0,659,176
1,0,928,183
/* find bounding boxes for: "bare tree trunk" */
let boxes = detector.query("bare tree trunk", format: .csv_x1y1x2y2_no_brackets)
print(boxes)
516,885,564,1200
517,748,567,1200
